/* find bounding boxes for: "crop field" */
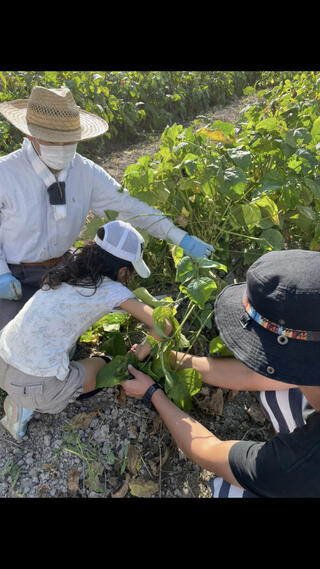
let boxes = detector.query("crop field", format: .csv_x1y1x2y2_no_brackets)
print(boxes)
1,69,319,409
0,70,319,497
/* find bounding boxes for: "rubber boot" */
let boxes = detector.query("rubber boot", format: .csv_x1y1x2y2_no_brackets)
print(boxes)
0,395,34,442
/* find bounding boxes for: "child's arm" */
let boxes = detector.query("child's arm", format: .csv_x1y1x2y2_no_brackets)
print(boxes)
119,298,172,356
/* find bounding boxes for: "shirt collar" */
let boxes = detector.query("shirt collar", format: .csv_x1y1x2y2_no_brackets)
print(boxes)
22,138,69,221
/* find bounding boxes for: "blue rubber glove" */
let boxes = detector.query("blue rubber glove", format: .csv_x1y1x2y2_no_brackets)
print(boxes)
179,234,214,258
0,273,22,300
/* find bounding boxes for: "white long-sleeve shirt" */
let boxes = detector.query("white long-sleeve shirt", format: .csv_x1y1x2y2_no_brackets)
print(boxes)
0,138,186,275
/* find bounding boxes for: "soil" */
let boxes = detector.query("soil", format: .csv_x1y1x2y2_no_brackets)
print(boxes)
0,93,274,499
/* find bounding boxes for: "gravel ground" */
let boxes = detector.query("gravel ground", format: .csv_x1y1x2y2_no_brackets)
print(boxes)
0,93,274,499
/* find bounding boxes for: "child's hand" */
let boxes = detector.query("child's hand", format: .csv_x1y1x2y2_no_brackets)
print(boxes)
130,340,151,361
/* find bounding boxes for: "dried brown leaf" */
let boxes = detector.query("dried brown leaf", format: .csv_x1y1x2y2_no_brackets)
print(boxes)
211,388,224,416
116,385,127,407
112,473,131,498
227,389,239,401
247,401,266,424
67,467,80,496
127,444,140,476
69,411,98,430
150,415,163,435
148,459,158,477
129,478,158,498
85,461,104,493
41,461,59,471
37,483,51,497
194,387,224,416
159,446,170,468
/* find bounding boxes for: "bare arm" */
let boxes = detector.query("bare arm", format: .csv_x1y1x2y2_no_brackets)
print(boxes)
122,365,243,488
170,351,297,391
119,298,172,358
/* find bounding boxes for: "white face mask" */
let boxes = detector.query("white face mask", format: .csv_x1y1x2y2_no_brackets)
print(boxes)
38,143,77,170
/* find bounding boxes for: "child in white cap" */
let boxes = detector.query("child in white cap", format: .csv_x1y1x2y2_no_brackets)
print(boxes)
0,220,171,441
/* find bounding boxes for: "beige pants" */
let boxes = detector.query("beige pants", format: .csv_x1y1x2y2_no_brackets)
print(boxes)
0,356,87,414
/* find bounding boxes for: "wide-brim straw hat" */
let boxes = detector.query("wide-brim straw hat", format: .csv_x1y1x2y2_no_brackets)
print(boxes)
0,86,108,142
214,249,320,386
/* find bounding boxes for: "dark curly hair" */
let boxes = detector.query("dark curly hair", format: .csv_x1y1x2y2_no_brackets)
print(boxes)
41,227,134,295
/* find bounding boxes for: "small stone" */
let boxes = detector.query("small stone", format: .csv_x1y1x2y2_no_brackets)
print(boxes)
93,425,109,443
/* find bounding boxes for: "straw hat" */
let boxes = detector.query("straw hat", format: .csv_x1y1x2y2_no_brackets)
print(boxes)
0,86,108,142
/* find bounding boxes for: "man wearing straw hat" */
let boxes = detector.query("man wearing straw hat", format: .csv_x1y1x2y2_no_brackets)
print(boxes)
0,85,213,330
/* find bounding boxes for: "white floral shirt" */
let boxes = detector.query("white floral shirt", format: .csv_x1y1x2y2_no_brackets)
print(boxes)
0,278,135,380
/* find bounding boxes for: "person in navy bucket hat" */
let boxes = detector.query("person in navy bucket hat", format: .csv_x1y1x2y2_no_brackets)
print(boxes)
215,248,320,388
120,248,320,498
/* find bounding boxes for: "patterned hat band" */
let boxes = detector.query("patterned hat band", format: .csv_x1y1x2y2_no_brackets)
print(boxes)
242,292,320,344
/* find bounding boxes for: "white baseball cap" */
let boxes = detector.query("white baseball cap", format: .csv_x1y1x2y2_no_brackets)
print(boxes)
94,220,151,278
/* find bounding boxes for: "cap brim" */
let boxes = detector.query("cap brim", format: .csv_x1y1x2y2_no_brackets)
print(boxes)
133,258,151,278
214,283,320,386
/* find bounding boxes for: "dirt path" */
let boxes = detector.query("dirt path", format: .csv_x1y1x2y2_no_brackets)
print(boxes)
98,94,257,181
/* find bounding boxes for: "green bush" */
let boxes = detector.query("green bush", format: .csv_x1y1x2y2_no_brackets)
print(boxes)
0,70,261,157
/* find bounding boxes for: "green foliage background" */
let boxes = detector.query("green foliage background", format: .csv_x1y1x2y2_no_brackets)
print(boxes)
0,70,260,157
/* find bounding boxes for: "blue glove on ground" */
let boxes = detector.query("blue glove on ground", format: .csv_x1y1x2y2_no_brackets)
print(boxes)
179,234,214,258
0,273,22,300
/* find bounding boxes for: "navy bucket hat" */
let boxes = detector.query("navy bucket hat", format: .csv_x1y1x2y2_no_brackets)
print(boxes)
214,249,320,386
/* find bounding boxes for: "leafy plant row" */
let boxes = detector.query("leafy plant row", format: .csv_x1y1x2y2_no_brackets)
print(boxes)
0,70,262,156
120,71,320,278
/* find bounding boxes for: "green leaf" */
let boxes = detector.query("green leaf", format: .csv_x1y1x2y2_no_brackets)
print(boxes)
104,209,119,222
197,257,228,272
80,216,107,240
297,205,317,221
217,167,246,197
256,117,287,134
209,336,234,357
242,203,261,229
152,306,174,339
100,332,127,357
304,177,320,200
227,148,252,170
183,158,198,176
252,195,280,227
185,277,217,309
230,203,261,230
311,116,320,143
171,245,185,267
133,287,174,308
167,368,202,410
176,256,196,283
96,353,138,387
255,170,284,196
295,148,318,168
211,120,235,140
293,127,312,144
260,228,285,250
93,312,129,331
